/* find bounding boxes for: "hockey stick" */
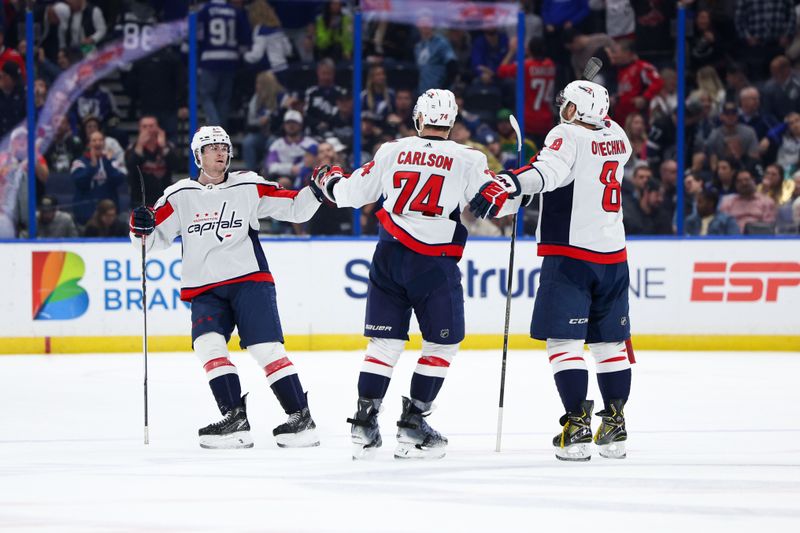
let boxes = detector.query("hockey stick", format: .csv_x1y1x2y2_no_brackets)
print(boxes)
137,166,150,446
583,57,603,81
495,114,524,453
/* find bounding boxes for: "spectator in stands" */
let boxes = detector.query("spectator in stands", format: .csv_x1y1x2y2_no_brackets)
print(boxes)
758,163,796,205
314,0,352,61
244,0,292,75
735,0,796,80
719,168,778,232
690,89,718,150
689,9,724,71
724,62,751,103
563,29,613,82
602,0,635,41
738,86,774,140
386,88,415,138
53,0,108,53
471,28,509,79
541,0,590,55
623,178,673,235
622,162,652,207
83,199,127,237
243,71,289,171
623,113,648,178
69,82,119,137
631,0,674,64
659,158,679,216
45,116,84,177
776,170,800,232
760,112,800,171
450,121,502,172
71,131,125,225
0,28,25,79
264,110,318,180
36,195,79,238
82,116,126,175
712,157,739,197
608,40,663,125
5,127,49,232
197,0,251,129
685,187,741,236
329,89,354,150
496,109,537,168
761,56,800,121
684,171,705,216
16,40,59,85
130,46,187,140
361,64,395,121
650,68,677,121
497,38,556,146
414,12,457,94
695,66,726,117
0,62,25,138
124,116,180,207
306,140,352,236
304,58,346,134
705,101,760,169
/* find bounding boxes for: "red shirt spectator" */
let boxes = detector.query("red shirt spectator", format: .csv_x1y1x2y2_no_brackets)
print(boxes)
497,39,556,137
0,28,26,81
609,41,663,125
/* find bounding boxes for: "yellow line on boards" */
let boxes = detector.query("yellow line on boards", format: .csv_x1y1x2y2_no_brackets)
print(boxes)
1,334,799,354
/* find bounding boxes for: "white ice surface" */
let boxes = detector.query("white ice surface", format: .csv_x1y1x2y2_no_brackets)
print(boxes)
1,349,799,532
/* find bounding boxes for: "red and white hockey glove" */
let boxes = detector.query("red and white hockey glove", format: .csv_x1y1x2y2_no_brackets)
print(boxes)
313,165,345,203
469,171,521,219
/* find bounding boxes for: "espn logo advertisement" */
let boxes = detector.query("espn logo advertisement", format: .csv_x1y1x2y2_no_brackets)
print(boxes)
691,262,800,302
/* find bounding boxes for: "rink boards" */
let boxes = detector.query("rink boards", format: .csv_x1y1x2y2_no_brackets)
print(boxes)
1,237,799,353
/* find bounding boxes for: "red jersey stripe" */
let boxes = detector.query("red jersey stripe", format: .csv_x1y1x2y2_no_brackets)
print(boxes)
257,183,299,199
180,272,275,301
155,201,174,226
376,209,464,258
538,244,627,264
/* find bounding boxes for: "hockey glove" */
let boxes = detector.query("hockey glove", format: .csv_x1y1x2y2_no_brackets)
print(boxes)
309,165,329,202
469,171,521,219
313,165,345,203
130,206,155,236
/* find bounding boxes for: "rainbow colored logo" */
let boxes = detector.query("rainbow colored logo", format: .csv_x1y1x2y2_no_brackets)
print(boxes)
32,252,89,320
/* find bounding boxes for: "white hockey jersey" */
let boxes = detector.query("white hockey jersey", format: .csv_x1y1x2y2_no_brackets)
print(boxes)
332,135,495,258
130,171,320,301
504,119,632,263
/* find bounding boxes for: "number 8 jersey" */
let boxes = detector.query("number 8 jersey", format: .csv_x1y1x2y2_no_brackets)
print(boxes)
332,135,495,259
505,119,632,264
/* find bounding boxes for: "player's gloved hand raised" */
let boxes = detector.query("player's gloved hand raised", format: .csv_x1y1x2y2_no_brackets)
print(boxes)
313,165,345,203
469,171,521,219
309,165,330,202
130,206,155,236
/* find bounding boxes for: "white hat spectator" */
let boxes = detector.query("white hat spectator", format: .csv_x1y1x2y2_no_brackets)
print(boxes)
284,110,303,124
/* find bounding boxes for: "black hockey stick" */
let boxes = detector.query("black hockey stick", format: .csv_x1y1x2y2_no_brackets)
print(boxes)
495,114,524,452
137,166,150,446
583,56,602,81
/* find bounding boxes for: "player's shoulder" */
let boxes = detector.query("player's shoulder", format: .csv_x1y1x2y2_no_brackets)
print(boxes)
225,170,263,185
157,178,201,206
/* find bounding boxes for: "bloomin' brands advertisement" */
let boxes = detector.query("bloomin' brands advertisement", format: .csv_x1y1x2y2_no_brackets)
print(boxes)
0,239,799,347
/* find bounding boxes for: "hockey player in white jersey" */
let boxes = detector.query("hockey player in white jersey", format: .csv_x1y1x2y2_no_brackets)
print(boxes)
314,89,519,460
482,80,634,461
129,126,324,449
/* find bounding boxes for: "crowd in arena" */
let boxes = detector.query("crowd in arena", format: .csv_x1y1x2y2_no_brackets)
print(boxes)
1,0,800,238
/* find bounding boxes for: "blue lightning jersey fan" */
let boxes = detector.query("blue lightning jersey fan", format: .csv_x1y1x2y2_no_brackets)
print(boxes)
197,0,252,71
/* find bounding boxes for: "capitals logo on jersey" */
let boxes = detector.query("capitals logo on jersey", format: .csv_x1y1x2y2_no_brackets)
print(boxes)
186,202,243,241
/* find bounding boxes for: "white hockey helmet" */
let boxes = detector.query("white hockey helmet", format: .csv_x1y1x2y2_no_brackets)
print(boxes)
413,88,458,134
556,80,610,127
191,125,233,173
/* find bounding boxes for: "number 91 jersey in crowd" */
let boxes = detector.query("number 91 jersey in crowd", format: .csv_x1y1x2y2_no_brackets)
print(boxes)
504,119,632,264
332,136,495,259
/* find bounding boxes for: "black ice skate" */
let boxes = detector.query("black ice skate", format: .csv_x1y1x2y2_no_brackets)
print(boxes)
553,399,594,461
273,406,320,448
594,398,627,459
199,394,254,449
347,397,383,460
394,396,447,460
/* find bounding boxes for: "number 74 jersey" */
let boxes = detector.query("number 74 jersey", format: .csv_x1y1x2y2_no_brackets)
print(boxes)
501,119,633,264
332,136,495,258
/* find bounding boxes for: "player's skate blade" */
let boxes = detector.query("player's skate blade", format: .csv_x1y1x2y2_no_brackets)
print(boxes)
275,428,320,448
554,442,592,461
597,440,626,459
394,442,446,460
352,441,380,460
199,431,254,449
273,407,320,448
